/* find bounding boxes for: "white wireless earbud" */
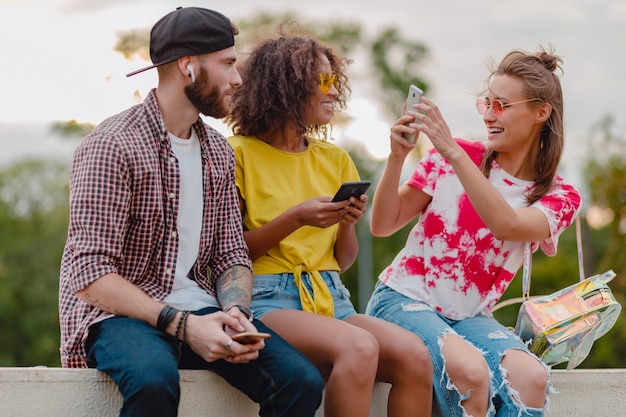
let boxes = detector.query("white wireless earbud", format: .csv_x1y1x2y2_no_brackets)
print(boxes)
187,65,196,83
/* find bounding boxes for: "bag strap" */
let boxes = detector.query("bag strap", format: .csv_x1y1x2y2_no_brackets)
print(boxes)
575,214,585,281
522,216,583,300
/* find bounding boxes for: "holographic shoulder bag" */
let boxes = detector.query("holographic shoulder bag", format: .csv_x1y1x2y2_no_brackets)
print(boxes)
501,217,621,369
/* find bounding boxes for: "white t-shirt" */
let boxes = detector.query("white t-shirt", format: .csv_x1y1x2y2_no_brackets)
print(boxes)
164,128,219,310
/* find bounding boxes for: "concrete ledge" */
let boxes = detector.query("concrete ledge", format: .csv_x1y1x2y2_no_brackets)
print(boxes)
0,367,624,416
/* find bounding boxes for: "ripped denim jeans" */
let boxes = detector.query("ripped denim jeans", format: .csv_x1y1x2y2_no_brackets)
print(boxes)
366,282,552,417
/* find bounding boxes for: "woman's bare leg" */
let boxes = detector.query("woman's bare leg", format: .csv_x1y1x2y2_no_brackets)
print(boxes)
261,309,379,417
346,314,433,417
441,334,490,417
501,349,547,408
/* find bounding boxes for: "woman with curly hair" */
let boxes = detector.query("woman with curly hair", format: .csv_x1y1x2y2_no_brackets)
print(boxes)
226,34,433,417
366,46,581,416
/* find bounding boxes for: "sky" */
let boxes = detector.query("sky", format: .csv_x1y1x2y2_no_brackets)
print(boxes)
1,0,625,188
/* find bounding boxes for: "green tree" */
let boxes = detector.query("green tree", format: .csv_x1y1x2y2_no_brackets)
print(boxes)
578,115,626,368
113,11,431,118
494,114,626,369
7,11,625,370
583,115,626,278
50,119,95,139
0,159,69,366
369,27,429,118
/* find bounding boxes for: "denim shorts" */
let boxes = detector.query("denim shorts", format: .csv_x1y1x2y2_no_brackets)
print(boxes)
251,271,357,320
366,281,549,417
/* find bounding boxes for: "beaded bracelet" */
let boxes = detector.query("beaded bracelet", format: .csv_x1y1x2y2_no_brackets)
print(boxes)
176,311,191,342
156,305,179,332
174,311,184,340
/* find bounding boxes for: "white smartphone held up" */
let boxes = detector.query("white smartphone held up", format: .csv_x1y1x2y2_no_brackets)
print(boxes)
331,180,371,202
402,84,424,144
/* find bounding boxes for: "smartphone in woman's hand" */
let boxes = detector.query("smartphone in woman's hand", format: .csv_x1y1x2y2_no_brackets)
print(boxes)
331,181,371,202
402,84,423,144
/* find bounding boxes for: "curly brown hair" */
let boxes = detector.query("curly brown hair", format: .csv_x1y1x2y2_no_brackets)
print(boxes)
226,34,350,139
481,46,565,205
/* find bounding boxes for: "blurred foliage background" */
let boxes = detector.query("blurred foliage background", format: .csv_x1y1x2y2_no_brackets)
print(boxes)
0,12,624,369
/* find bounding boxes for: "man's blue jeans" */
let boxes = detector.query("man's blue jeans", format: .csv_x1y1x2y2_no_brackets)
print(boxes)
85,307,324,417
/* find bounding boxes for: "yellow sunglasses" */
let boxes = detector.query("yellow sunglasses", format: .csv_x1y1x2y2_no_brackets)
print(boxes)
318,73,339,94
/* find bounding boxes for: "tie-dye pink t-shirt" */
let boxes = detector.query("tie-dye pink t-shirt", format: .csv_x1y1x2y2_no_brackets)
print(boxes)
379,138,581,320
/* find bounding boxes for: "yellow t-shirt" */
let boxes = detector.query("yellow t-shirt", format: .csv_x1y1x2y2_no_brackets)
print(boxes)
228,135,360,275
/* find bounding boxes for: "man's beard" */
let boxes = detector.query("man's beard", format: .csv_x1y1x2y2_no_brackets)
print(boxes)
184,67,229,119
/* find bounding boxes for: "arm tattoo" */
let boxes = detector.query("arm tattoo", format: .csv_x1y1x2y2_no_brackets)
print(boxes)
83,292,112,313
216,265,253,312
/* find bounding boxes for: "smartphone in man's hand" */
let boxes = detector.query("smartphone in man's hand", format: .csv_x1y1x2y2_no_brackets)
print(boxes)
231,332,272,344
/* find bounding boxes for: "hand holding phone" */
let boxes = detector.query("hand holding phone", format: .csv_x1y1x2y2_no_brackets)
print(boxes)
231,332,272,344
331,181,371,202
402,84,423,144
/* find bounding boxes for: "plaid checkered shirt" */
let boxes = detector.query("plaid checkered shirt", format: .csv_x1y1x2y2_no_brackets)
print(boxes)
59,89,251,368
